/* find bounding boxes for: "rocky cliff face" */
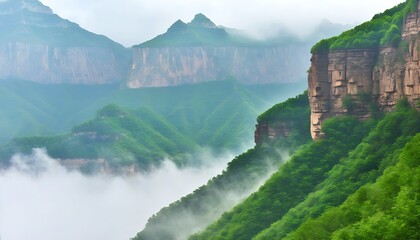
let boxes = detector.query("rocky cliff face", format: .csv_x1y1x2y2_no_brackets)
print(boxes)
126,13,312,88
308,3,420,139
253,92,310,145
128,46,309,87
0,0,129,84
254,122,292,145
0,43,127,84
127,14,352,88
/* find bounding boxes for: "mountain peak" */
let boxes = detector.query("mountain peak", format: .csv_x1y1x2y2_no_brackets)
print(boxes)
189,13,216,28
0,0,53,15
167,19,188,33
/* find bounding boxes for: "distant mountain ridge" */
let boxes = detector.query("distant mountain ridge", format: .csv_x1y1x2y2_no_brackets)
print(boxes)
0,1,350,86
0,0,129,84
127,13,351,88
137,13,251,48
127,13,312,87
0,0,52,15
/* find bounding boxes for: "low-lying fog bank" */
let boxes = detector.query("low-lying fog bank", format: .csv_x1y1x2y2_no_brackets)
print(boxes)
0,149,234,240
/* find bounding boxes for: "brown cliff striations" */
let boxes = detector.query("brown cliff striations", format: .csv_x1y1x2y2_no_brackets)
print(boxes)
0,0,129,84
309,49,378,139
308,4,420,139
0,43,128,84
254,122,292,145
127,46,310,88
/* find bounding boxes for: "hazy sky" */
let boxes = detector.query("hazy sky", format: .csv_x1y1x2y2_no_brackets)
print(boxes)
39,0,406,47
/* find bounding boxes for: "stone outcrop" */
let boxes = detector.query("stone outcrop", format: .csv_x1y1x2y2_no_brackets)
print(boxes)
308,49,379,139
308,3,420,139
127,45,310,87
254,122,292,145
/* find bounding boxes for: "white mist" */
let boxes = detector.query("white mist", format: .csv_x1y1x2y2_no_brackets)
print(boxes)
0,149,232,240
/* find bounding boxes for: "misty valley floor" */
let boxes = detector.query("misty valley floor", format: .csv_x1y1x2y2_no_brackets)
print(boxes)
0,149,236,240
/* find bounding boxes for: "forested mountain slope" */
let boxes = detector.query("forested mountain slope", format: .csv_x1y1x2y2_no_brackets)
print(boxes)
0,81,306,172
133,92,311,239
183,0,420,239
191,101,420,240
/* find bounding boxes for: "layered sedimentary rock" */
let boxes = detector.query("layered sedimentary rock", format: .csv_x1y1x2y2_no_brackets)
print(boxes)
127,45,309,88
308,4,420,139
127,13,311,87
254,122,292,145
308,49,378,139
0,43,128,84
0,0,129,84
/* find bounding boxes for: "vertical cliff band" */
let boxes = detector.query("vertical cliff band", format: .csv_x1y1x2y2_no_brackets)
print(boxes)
308,2,420,139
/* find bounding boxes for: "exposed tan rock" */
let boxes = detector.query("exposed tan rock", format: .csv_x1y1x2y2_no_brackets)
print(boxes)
127,46,310,87
309,4,420,139
0,43,127,84
254,122,292,145
0,0,130,84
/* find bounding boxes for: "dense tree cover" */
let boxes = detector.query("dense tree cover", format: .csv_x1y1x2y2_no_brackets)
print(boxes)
257,91,310,148
284,131,420,240
1,105,199,169
257,91,309,124
0,80,303,144
311,0,418,53
133,92,311,240
0,80,305,169
254,100,420,239
0,81,117,144
190,116,374,240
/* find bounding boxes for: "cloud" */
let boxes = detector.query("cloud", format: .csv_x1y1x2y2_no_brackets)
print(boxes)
39,0,405,46
0,149,232,240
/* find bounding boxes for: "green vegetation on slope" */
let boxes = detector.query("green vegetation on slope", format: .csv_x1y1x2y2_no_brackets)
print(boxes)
257,91,310,148
132,92,311,240
311,0,418,53
190,116,374,240
190,101,420,240
0,80,304,144
254,100,420,239
1,105,198,169
284,132,420,240
0,81,117,143
257,91,309,124
0,80,306,169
